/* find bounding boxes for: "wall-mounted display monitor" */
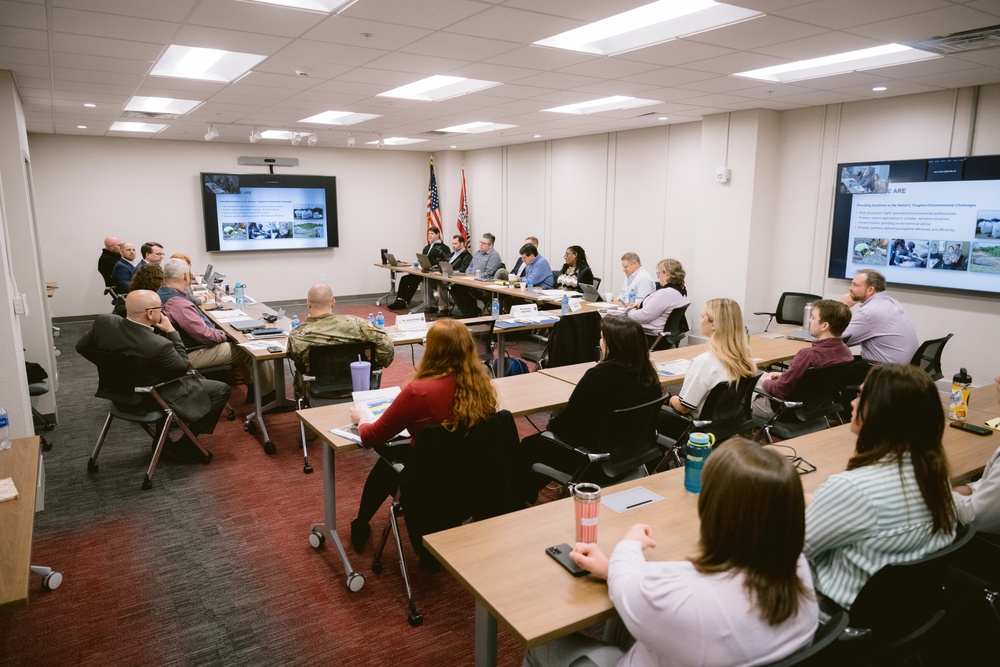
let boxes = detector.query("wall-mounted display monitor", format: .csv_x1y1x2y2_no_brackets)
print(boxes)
200,172,339,253
828,154,1000,296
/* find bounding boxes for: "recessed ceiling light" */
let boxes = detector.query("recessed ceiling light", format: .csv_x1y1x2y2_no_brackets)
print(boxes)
109,121,167,133
533,134,541,138
544,96,661,115
658,116,669,121
365,137,428,146
533,0,762,56
378,75,500,102
237,0,358,13
124,96,202,115
83,103,96,108
77,125,87,129
733,44,939,83
872,86,888,91
299,110,382,126
151,45,267,83
450,145,457,149
437,122,517,134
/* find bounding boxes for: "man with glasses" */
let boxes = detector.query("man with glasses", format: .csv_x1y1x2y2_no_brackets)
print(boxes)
138,241,165,268
76,289,231,463
453,232,503,318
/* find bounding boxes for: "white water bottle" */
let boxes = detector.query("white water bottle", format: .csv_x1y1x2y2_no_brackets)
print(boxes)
0,408,10,451
561,293,569,315
492,296,500,320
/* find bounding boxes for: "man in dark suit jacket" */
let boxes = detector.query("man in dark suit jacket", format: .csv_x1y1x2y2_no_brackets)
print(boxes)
97,236,120,288
436,234,473,314
76,289,231,463
388,226,449,310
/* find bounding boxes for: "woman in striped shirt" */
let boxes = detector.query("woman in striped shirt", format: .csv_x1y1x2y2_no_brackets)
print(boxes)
804,363,957,609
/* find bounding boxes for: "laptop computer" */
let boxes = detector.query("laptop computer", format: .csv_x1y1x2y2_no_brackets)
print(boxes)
785,329,816,342
439,260,454,276
416,253,441,273
228,318,266,333
202,263,213,285
579,283,602,302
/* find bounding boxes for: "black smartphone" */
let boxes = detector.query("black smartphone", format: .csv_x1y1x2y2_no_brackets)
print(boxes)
546,543,588,577
950,421,994,436
266,346,283,353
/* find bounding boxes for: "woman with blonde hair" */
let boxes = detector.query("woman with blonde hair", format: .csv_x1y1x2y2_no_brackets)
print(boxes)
626,258,690,343
348,318,498,550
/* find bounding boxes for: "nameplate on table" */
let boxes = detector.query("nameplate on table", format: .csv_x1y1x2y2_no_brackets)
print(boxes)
568,298,583,313
510,304,538,317
396,313,428,332
602,486,664,513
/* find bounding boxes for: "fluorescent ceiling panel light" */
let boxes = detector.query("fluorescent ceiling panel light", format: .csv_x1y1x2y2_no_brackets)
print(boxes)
299,110,381,125
83,103,96,108
733,44,940,83
543,96,661,115
238,0,357,13
151,45,267,83
437,122,517,134
365,137,427,146
378,75,500,101
124,96,202,115
260,130,295,140
533,0,761,56
109,121,167,133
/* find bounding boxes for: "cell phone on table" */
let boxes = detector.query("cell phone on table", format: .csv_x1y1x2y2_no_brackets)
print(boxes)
546,543,589,577
950,421,993,436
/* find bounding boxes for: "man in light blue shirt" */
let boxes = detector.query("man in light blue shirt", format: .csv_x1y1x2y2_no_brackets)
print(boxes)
454,232,503,317
617,252,656,305
517,243,554,290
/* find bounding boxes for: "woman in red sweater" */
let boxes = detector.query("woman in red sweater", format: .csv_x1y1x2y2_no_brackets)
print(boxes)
348,318,498,550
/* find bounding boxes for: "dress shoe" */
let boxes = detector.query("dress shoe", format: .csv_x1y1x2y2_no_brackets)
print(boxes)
387,299,407,311
168,436,212,464
350,518,371,552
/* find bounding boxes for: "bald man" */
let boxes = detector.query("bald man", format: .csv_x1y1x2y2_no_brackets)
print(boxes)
288,283,394,399
98,236,120,287
112,242,137,293
76,290,231,463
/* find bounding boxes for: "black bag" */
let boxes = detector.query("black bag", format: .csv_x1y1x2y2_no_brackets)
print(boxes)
493,355,528,377
25,361,49,383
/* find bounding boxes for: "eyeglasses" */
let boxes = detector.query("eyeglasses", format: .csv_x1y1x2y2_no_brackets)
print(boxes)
145,306,163,312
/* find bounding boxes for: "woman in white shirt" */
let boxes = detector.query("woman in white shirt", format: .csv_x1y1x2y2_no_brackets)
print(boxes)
523,438,819,667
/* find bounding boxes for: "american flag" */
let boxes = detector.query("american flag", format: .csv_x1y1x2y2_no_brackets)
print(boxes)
426,159,442,231
456,168,470,246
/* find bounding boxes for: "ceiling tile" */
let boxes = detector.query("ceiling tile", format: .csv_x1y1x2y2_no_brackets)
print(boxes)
846,5,1000,43
52,0,199,23
346,0,490,30
303,15,431,50
187,0,328,37
51,7,179,42
444,6,578,42
0,0,47,30
51,32,162,60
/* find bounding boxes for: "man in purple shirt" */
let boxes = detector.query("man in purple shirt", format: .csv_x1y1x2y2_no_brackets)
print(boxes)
840,269,918,364
157,258,272,397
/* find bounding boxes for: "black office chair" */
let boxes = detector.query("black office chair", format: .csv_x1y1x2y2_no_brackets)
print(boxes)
592,276,601,291
648,304,690,351
755,292,822,332
463,319,497,377
833,523,976,665
522,310,602,370
655,375,759,472
910,333,952,381
759,608,850,667
531,394,667,492
370,410,528,626
753,362,851,443
295,342,382,474
78,349,211,490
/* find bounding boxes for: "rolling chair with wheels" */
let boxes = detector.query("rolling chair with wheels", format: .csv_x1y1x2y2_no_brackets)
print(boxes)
910,333,952,381
463,319,497,377
648,304,690,351
370,410,528,626
755,292,822,332
753,361,851,443
77,349,212,490
522,310,602,370
27,360,54,451
295,342,382,474
759,608,849,667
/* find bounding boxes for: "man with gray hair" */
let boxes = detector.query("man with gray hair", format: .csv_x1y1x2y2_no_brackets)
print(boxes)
617,252,656,305
157,257,272,398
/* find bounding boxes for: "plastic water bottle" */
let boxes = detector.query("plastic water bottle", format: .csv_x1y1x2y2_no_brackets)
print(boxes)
561,293,569,315
526,275,533,293
0,408,10,451
746,325,751,345
368,313,375,327
492,296,500,320
627,288,635,306
234,282,246,309
684,432,715,493
949,368,972,421
375,311,385,329
290,315,300,329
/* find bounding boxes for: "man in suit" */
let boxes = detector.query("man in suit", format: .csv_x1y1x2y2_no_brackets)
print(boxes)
76,289,231,463
138,241,165,268
436,234,473,315
97,236,120,288
388,226,449,311
111,242,138,293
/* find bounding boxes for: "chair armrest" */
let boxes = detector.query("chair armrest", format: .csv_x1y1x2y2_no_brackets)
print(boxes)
531,463,573,487
753,387,803,410
753,310,776,317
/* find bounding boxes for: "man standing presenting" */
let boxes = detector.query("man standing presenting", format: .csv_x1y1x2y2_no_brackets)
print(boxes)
453,233,503,318
112,242,138,293
97,236,120,287
436,234,472,315
138,241,165,268
288,283,394,399
388,226,448,311
515,243,554,290
76,290,231,463
616,252,656,305
839,269,919,364
157,258,272,399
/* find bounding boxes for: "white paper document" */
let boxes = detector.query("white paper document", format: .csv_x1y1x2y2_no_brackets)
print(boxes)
655,359,691,377
601,486,664,513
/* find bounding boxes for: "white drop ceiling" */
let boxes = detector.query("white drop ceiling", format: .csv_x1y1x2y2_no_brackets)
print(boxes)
2,0,999,150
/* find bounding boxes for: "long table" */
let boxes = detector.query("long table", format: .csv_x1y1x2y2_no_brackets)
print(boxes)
424,386,1000,667
0,436,41,613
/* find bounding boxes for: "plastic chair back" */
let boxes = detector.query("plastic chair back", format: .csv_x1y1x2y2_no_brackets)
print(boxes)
910,333,953,381
776,292,822,326
308,342,378,397
650,303,690,351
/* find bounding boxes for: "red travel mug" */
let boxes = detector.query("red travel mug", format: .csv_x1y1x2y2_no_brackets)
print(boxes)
573,483,601,543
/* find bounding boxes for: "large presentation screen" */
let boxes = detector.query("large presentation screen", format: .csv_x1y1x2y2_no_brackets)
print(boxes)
828,154,1000,296
200,173,339,253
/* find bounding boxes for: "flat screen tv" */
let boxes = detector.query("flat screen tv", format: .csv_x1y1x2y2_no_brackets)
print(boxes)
828,153,1000,296
200,172,339,252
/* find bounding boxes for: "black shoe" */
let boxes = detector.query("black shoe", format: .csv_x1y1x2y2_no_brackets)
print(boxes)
171,436,212,464
387,299,407,310
350,519,371,552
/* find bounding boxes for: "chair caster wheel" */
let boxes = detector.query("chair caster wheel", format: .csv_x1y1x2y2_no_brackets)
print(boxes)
42,571,63,591
244,420,257,435
87,458,99,473
408,611,423,627
347,571,365,592
309,530,325,549
371,559,383,574
41,438,53,451
303,463,313,474
142,475,153,490
226,413,236,421
264,441,276,455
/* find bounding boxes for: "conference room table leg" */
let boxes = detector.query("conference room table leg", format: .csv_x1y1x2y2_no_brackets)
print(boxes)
308,441,365,592
475,601,499,667
409,274,433,314
494,330,508,378
377,268,398,307
245,356,295,455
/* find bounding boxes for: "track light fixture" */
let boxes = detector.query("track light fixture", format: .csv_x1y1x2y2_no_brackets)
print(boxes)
307,132,318,146
204,123,219,141
290,132,302,146
249,127,261,144
347,133,356,148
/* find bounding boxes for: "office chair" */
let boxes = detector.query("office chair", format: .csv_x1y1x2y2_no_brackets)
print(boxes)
26,361,54,451
759,608,849,667
648,304,690,351
522,310,602,370
370,410,527,626
655,375,759,472
754,292,822,332
531,394,667,492
910,333,953,381
295,341,381,474
753,361,851,443
104,285,124,311
78,349,212,490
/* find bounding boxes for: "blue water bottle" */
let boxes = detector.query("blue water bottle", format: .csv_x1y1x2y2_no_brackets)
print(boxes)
375,311,385,329
627,288,635,306
526,275,533,293
0,407,10,451
683,432,716,493
290,315,300,329
234,282,246,309
561,293,569,315
368,313,375,327
492,296,500,320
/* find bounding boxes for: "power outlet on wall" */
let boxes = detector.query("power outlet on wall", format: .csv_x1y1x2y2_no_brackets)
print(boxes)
320,273,326,282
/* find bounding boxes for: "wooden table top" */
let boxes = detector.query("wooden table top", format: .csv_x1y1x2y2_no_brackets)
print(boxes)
202,298,292,360
423,385,1000,650
0,436,41,613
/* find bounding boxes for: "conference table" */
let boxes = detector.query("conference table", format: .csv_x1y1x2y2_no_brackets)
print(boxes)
423,385,1000,667
0,436,41,613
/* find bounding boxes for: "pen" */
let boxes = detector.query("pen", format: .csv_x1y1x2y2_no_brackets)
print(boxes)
626,499,652,509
